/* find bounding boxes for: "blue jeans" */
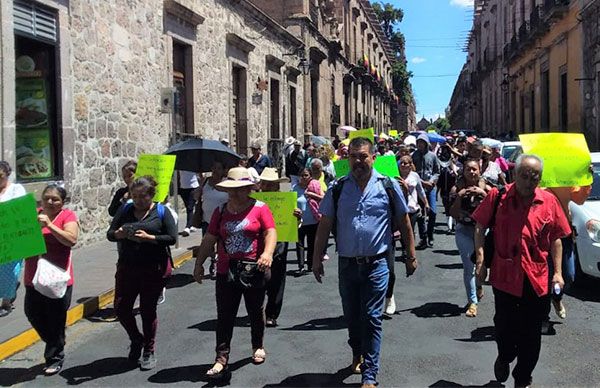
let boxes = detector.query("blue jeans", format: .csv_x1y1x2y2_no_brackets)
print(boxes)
455,223,477,304
338,256,389,385
417,188,437,241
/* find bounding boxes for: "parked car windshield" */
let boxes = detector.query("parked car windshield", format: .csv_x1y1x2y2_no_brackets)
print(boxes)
590,163,600,201
502,145,520,159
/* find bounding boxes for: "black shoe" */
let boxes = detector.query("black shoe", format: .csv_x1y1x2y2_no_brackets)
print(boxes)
294,269,306,277
493,356,510,383
427,237,434,248
266,318,277,327
514,377,532,388
416,240,428,250
43,361,63,376
128,340,144,363
140,352,157,370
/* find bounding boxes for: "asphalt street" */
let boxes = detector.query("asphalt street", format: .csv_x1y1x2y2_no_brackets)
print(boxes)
2,218,600,387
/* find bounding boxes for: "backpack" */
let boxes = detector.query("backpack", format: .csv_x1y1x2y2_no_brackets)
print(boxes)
330,175,398,242
122,201,166,220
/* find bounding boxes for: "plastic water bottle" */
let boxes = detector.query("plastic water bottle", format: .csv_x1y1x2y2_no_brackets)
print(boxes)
553,283,561,295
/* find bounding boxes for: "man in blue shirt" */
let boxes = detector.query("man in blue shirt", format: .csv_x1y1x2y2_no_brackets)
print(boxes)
312,137,418,388
248,141,273,175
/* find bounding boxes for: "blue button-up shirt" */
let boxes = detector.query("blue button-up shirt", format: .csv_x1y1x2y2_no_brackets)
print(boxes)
320,170,409,257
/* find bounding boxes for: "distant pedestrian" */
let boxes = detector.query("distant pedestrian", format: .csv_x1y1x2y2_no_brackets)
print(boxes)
24,184,79,375
0,161,26,317
258,168,299,327
107,176,177,371
285,140,307,187
449,159,491,317
332,134,341,150
312,137,418,388
294,168,324,276
248,142,273,175
193,167,276,379
108,160,137,217
178,170,200,237
473,154,570,387
412,134,441,249
481,146,506,187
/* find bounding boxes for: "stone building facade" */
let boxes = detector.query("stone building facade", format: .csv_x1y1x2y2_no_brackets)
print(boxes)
1,0,304,243
449,0,597,147
581,0,600,150
251,0,412,138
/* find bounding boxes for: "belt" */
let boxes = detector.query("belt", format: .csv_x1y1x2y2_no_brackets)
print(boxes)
340,251,388,265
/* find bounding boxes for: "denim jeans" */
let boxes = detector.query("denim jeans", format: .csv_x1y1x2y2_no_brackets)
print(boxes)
338,256,389,385
455,223,477,304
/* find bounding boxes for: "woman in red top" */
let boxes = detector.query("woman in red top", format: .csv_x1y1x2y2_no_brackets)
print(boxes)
24,184,79,375
193,167,276,379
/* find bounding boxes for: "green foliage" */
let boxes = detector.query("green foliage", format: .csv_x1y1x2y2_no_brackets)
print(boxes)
434,117,451,130
391,61,413,105
372,3,404,37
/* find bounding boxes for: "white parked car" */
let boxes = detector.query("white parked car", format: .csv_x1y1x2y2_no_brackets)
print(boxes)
570,152,600,281
501,141,522,160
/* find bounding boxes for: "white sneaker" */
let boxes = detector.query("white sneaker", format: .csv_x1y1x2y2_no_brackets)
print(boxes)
189,226,198,233
157,288,166,305
384,295,396,316
181,227,190,237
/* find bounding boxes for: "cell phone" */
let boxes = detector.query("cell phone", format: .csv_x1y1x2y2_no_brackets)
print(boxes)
122,224,136,237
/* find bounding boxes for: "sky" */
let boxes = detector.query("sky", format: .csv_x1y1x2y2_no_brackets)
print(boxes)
390,0,474,121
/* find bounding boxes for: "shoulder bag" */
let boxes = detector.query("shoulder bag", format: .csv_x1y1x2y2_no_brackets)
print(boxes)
32,254,71,299
470,187,505,268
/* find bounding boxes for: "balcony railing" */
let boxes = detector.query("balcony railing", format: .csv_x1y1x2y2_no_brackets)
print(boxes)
543,0,570,20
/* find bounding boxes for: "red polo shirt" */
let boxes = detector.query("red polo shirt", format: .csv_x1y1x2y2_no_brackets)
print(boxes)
472,184,570,297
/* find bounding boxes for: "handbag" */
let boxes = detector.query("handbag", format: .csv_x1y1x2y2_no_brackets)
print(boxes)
32,255,71,299
227,260,270,289
471,187,505,268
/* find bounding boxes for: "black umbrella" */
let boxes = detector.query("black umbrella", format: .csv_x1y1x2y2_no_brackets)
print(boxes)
165,138,241,172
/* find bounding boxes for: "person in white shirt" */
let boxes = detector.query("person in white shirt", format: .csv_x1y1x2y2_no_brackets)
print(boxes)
0,161,27,317
178,170,200,236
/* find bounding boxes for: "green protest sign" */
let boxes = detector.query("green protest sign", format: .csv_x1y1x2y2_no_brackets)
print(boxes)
519,133,592,188
0,194,46,264
251,192,298,242
135,154,177,202
334,159,350,177
374,155,400,178
349,128,375,143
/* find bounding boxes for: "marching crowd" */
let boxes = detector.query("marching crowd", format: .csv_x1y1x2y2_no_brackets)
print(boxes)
0,127,590,388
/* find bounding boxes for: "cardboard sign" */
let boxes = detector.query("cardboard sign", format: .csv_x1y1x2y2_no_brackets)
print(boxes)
519,133,592,188
135,154,177,202
251,192,298,242
349,128,375,143
0,194,46,264
374,155,400,178
333,159,350,177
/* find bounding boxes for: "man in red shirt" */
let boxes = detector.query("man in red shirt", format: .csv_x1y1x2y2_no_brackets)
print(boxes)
472,154,570,388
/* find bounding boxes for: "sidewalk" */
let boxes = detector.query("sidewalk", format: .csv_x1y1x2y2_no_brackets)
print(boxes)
0,221,202,361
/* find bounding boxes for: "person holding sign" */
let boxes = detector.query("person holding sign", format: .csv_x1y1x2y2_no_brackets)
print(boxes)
24,184,79,376
193,167,276,379
0,161,27,317
107,176,177,371
257,168,299,327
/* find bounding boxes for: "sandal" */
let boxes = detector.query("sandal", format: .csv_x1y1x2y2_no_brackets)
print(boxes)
466,303,477,318
252,348,266,364
206,362,227,379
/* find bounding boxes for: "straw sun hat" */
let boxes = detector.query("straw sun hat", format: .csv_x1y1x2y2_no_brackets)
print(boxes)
216,167,257,189
258,167,290,183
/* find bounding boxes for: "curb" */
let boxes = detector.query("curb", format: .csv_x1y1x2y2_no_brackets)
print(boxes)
0,250,195,362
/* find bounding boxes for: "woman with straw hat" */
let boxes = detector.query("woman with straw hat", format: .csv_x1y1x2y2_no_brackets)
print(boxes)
257,168,301,327
193,167,277,379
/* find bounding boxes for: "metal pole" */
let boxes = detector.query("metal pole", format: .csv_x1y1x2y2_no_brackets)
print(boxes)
169,104,180,249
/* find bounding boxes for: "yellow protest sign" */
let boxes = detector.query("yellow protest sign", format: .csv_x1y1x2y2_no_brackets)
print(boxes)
251,192,298,242
519,133,592,188
135,154,177,202
349,128,375,143
389,130,398,137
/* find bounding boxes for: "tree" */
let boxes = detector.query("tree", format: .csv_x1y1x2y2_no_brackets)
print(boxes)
372,3,404,37
434,117,451,131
